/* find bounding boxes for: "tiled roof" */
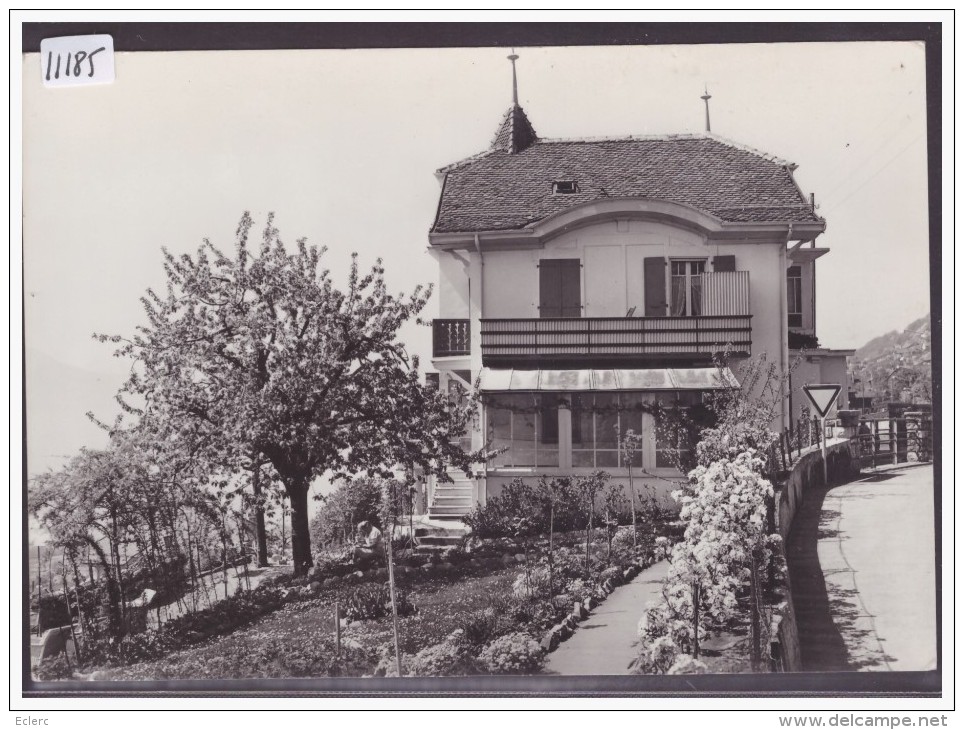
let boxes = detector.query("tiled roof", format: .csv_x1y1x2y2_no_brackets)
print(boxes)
432,133,822,234
490,104,539,154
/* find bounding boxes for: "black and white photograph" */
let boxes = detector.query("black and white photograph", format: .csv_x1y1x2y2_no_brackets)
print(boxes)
16,18,947,710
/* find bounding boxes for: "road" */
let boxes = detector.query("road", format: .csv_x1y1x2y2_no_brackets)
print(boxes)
788,464,937,672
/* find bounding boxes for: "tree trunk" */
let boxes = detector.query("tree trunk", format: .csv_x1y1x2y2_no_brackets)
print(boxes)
287,480,314,577
628,465,638,548
750,548,762,671
251,464,269,568
691,582,700,659
547,502,555,596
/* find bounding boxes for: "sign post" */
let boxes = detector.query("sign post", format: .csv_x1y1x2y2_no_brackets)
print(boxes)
803,384,842,484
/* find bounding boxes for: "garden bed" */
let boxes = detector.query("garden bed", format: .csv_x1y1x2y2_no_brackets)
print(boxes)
53,526,659,680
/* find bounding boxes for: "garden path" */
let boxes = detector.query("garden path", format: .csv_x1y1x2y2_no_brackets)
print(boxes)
543,559,668,675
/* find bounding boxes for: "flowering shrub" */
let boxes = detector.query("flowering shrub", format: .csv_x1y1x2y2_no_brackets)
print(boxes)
342,583,415,622
408,634,484,676
611,526,638,554
243,641,376,677
695,423,777,468
33,655,73,681
599,566,623,585
564,578,590,602
461,477,585,538
459,607,504,648
511,566,551,601
631,635,678,675
671,450,775,624
667,654,708,675
636,448,780,669
113,630,179,664
479,632,545,674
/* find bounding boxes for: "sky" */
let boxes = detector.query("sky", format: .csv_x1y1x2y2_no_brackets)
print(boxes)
22,41,930,478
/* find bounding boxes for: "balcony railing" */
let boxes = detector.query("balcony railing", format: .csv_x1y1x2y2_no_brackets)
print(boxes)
480,315,751,363
432,319,471,358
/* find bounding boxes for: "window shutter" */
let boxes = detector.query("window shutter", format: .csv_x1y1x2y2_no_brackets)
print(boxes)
559,260,582,318
713,255,736,272
539,259,581,318
643,257,667,317
539,261,561,318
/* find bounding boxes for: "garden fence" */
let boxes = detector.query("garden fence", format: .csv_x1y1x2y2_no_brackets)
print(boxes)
765,414,933,480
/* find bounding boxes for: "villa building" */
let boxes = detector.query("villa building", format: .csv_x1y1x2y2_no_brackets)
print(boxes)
425,62,851,518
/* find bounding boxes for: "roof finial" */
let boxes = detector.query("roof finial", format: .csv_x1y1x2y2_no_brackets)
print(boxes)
701,84,712,133
508,49,520,106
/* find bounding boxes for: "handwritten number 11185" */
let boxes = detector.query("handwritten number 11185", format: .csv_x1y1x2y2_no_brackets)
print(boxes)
45,47,106,80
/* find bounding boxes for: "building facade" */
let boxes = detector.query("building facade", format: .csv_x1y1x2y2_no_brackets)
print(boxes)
425,85,847,518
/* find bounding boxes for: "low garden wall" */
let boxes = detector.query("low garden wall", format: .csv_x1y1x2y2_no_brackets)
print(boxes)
769,438,859,671
773,438,860,543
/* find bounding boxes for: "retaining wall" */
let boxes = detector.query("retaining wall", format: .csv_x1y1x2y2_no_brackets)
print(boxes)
769,438,859,671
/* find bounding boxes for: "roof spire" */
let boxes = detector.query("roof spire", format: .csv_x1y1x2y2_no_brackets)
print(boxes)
701,85,712,133
508,49,520,105
490,50,538,154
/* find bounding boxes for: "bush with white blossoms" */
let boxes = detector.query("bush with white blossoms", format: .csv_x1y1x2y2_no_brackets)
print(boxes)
407,631,483,676
511,565,551,602
478,632,546,674
667,655,708,675
672,449,776,621
636,448,782,669
631,635,679,675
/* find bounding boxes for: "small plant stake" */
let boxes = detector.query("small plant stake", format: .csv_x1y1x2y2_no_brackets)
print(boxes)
334,601,341,656
385,531,402,677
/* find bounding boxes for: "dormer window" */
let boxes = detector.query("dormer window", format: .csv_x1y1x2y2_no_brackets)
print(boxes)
552,180,579,195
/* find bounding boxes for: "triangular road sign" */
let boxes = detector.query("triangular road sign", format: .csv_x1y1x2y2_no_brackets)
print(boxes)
803,384,842,419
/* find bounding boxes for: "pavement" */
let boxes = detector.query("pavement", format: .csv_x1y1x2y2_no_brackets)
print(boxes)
543,559,669,675
787,463,937,672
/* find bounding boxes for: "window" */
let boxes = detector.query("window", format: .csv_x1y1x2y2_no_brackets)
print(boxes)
539,259,581,318
787,265,803,328
552,181,579,194
670,260,706,317
571,393,644,468
654,391,704,468
486,394,559,468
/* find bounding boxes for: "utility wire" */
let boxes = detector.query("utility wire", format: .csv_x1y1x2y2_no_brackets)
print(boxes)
822,132,925,214
821,114,920,202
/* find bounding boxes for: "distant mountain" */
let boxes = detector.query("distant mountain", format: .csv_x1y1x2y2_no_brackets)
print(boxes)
855,315,931,362
851,314,931,403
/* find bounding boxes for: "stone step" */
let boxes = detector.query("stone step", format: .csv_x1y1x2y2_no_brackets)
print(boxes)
433,496,474,505
417,535,465,546
429,507,472,517
414,526,467,538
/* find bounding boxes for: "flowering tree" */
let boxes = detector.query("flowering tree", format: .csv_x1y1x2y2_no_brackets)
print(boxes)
101,213,481,576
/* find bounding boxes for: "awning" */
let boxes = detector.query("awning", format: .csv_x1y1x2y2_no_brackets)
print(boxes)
478,366,739,392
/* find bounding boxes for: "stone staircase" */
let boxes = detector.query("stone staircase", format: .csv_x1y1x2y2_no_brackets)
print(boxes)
414,525,468,553
427,478,477,521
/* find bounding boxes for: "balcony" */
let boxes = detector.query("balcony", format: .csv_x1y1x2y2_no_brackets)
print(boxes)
480,315,751,365
432,318,470,358
436,272,752,363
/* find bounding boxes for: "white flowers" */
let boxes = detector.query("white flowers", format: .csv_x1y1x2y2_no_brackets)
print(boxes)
635,447,779,671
